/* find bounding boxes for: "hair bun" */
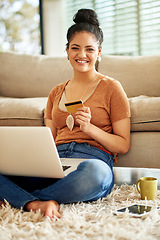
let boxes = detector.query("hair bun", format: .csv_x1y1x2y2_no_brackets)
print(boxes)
73,9,100,27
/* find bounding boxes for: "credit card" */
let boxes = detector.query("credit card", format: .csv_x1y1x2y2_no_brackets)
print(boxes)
65,100,83,113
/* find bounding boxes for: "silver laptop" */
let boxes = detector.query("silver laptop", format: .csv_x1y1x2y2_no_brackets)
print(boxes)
0,127,87,178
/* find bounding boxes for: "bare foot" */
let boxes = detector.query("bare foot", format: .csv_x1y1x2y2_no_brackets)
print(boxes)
25,200,61,220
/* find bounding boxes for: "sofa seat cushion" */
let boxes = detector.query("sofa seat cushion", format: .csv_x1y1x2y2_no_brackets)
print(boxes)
129,95,160,131
0,97,47,126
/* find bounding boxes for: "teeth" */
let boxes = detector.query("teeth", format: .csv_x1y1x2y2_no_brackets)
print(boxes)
76,60,87,63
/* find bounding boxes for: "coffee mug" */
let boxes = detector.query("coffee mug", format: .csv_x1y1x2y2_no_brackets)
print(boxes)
136,177,157,200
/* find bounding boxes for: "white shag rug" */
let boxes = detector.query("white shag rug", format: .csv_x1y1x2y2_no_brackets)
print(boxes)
0,184,160,240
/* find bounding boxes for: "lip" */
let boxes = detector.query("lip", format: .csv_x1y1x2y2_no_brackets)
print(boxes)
75,59,89,64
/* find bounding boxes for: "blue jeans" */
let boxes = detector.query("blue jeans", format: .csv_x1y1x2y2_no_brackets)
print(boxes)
0,142,114,209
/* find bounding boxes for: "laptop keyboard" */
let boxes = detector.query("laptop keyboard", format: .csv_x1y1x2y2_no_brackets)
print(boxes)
62,165,71,171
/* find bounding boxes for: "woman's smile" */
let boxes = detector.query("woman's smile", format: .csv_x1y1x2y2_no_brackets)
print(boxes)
75,59,89,64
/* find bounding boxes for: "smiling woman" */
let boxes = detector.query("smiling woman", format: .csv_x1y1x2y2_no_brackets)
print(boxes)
0,9,130,221
43,9,130,217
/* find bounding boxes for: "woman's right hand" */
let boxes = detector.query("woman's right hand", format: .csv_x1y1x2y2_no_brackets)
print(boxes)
75,106,92,133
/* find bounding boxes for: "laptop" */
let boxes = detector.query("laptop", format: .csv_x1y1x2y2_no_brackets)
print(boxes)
0,127,87,178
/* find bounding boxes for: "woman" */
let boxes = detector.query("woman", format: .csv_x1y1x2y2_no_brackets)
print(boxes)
0,9,130,220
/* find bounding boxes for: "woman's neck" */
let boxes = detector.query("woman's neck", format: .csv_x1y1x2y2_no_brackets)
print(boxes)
73,69,98,85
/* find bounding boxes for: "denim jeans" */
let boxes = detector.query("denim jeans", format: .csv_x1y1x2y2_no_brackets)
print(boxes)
0,142,114,209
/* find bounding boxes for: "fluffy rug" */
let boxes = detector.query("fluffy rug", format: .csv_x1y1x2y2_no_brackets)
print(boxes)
0,184,160,240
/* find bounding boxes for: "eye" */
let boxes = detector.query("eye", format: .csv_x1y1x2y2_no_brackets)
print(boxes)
71,47,79,50
87,48,95,52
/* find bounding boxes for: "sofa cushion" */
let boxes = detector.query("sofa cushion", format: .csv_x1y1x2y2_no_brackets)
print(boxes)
0,97,47,126
98,55,160,98
115,132,160,168
129,96,160,131
0,52,73,98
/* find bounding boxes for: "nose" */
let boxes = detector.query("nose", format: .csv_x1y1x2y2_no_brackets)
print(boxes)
78,49,86,58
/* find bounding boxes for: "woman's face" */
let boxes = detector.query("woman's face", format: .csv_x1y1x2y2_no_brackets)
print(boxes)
67,31,102,73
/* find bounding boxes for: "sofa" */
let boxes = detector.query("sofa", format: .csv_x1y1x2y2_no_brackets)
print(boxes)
0,51,160,168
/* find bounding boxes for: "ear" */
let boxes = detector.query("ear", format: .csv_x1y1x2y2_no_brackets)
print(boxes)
66,47,69,54
98,47,102,57
66,43,69,54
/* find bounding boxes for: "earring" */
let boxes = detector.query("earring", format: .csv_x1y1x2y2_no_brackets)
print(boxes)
97,56,101,63
67,54,69,60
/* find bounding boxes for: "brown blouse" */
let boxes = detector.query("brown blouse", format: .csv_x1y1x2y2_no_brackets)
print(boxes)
45,76,131,158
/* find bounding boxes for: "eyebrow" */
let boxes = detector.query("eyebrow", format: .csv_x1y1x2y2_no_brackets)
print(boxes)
71,44,96,49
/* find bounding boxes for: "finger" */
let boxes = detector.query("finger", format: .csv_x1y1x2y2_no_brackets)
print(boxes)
76,111,91,119
76,115,91,125
76,114,90,122
76,118,86,126
75,115,91,125
78,106,91,114
76,107,91,116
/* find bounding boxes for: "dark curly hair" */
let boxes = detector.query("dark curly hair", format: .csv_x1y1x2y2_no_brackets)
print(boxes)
66,9,103,49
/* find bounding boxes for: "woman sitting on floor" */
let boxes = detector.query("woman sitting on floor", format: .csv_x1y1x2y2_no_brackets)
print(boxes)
0,9,130,220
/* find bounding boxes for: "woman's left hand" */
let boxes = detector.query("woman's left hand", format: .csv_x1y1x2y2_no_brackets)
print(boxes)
75,107,91,132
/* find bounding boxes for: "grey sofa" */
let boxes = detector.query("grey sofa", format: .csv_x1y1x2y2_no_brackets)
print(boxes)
0,52,160,168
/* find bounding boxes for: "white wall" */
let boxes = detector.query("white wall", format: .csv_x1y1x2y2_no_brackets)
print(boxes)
43,0,66,57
